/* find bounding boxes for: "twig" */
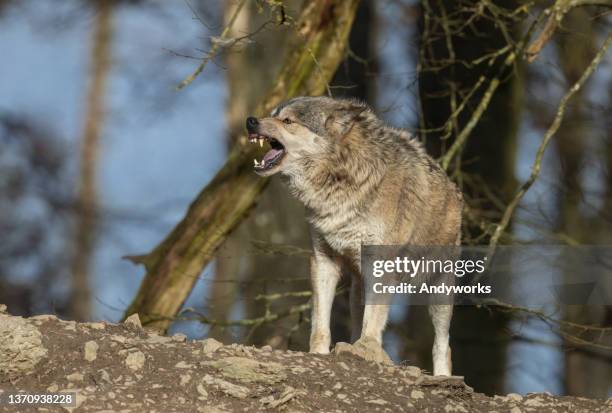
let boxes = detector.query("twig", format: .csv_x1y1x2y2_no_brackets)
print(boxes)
488,32,612,253
525,0,612,62
439,8,549,170
440,75,501,169
176,0,247,90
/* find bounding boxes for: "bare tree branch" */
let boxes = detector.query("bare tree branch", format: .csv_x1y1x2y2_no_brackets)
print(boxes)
489,32,612,251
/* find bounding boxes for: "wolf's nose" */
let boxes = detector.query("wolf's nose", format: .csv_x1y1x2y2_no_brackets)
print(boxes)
246,116,258,132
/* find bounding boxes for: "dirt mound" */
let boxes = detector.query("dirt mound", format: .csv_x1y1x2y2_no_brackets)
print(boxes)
0,310,609,412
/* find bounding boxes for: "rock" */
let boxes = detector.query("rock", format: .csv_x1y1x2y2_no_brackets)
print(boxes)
202,338,223,354
180,374,191,386
402,365,422,378
338,361,350,371
125,350,145,371
0,304,7,313
110,335,127,344
84,341,99,362
201,374,250,399
333,338,393,365
0,314,47,378
506,393,523,402
205,356,286,384
367,399,389,405
172,333,187,342
98,369,111,383
87,322,105,330
63,321,77,331
31,314,58,322
524,396,546,407
175,361,193,369
444,403,468,412
419,375,472,392
196,383,208,399
146,334,172,344
260,386,299,408
411,389,425,400
67,372,84,382
123,313,142,329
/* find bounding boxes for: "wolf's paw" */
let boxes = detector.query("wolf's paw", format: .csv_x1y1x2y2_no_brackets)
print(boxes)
333,338,393,365
309,335,331,354
309,346,330,355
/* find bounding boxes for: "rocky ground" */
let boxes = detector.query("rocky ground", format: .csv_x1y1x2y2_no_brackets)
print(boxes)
0,308,610,412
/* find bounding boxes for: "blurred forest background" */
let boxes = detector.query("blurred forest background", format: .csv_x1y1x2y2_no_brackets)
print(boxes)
1,0,611,399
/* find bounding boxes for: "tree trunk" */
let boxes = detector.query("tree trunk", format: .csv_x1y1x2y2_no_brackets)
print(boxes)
70,0,114,321
123,0,361,333
209,0,311,348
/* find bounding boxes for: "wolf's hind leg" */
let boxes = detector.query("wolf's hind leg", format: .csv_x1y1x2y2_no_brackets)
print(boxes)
429,304,453,376
309,249,341,354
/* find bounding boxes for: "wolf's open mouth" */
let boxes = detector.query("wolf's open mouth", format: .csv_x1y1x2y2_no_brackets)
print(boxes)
249,133,286,172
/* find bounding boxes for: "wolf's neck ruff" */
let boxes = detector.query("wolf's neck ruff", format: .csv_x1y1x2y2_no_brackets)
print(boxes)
283,127,388,223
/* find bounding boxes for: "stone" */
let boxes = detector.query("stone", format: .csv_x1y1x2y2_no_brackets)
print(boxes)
444,403,468,412
333,339,393,365
402,365,422,378
201,374,249,399
196,383,208,399
411,390,425,400
31,314,58,322
84,341,99,362
180,374,191,386
0,314,47,378
202,338,223,354
204,356,285,384
367,399,389,405
67,372,84,382
172,333,187,342
125,351,145,371
123,313,142,329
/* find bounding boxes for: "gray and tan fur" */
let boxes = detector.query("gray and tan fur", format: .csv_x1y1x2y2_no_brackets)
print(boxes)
246,96,462,376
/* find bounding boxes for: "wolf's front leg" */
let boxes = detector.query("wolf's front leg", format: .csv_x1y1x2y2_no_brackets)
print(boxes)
309,247,341,354
359,303,390,345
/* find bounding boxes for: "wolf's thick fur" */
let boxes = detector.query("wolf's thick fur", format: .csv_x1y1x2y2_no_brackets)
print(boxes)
247,96,462,375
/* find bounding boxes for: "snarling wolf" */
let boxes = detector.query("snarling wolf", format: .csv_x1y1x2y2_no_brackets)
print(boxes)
246,96,462,376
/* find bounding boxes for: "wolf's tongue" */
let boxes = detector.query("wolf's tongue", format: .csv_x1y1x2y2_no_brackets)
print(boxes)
263,148,283,162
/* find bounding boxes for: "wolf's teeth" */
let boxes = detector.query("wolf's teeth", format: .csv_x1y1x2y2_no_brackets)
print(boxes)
261,159,266,167
254,159,259,166
259,138,264,147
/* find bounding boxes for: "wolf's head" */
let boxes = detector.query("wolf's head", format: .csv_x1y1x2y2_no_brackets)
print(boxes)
246,96,376,177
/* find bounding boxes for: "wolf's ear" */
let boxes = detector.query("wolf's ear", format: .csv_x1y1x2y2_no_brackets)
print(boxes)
324,104,367,140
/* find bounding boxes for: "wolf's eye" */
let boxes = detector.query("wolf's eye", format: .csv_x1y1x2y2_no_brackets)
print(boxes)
282,118,293,125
